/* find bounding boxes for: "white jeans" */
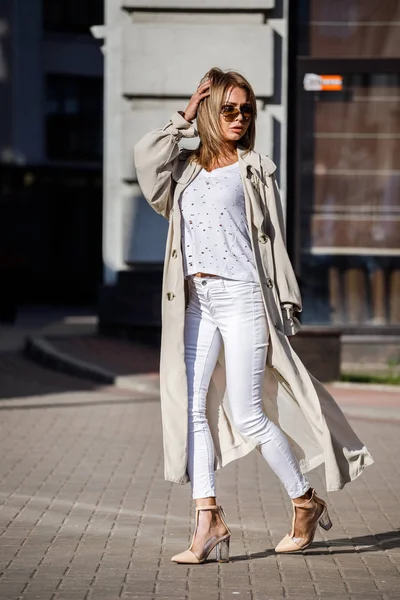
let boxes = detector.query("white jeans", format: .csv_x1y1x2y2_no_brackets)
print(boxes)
185,276,310,500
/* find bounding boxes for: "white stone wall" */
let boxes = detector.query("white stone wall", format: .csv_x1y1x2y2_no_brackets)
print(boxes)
102,0,288,283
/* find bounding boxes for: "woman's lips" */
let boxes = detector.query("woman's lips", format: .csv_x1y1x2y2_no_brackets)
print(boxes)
231,127,243,133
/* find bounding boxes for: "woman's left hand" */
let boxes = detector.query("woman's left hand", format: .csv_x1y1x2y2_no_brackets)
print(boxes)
182,80,211,122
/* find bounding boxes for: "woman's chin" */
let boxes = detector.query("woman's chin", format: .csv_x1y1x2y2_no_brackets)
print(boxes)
225,132,244,142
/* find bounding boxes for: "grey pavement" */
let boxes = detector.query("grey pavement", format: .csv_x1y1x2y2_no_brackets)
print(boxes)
0,311,400,600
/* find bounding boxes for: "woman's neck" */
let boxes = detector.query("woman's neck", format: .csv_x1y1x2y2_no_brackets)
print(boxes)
210,142,238,169
221,140,238,157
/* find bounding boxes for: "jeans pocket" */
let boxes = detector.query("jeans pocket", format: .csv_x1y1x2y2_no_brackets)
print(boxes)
222,278,259,298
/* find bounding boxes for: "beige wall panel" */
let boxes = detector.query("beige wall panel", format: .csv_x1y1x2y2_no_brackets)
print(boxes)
253,110,273,159
123,184,169,263
122,23,273,97
122,102,198,181
123,1,274,9
132,12,264,24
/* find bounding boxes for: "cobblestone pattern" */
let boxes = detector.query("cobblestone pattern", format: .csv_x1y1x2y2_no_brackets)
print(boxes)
0,354,399,600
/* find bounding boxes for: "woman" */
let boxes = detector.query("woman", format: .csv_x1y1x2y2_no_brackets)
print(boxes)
134,68,374,564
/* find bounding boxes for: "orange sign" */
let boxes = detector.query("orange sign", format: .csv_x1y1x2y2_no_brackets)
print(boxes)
303,74,343,92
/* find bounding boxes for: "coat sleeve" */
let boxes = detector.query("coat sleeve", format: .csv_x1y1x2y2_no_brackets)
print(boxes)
266,174,303,336
134,112,198,219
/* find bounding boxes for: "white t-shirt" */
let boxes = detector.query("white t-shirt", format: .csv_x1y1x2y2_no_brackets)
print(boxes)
179,162,258,282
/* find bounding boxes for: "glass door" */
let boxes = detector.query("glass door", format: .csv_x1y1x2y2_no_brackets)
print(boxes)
295,62,400,329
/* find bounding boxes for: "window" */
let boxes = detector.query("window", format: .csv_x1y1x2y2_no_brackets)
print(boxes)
297,72,400,327
298,0,400,58
45,75,103,161
43,0,104,34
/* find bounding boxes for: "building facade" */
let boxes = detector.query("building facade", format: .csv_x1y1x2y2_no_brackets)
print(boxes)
99,0,400,373
0,0,104,311
2,0,399,371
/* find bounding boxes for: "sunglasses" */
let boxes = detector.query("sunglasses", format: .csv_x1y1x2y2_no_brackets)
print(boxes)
220,104,253,122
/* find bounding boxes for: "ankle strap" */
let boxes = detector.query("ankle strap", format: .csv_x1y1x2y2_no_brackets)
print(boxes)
195,505,227,519
292,488,316,507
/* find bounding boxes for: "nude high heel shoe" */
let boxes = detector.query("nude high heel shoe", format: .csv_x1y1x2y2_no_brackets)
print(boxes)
171,505,231,564
275,488,332,553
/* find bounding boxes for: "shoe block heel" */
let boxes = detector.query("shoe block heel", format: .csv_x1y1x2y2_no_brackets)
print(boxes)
318,507,333,531
215,537,230,562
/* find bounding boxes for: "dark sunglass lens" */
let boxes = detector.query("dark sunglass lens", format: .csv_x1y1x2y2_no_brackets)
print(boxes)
242,107,252,119
221,107,239,122
221,105,252,121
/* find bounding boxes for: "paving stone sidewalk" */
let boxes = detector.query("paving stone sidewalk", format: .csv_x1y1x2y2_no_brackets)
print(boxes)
0,316,400,600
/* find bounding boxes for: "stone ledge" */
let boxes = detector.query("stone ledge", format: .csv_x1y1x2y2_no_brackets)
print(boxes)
291,326,341,382
24,335,115,385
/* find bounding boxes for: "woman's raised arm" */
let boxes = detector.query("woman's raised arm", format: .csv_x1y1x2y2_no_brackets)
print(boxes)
134,112,197,219
134,80,210,219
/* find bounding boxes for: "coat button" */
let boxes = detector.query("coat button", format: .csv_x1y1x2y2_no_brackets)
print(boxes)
258,233,269,244
172,249,177,258
266,278,273,288
167,292,175,301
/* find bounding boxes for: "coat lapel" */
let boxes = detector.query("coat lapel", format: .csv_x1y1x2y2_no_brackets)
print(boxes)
173,159,201,191
237,148,265,231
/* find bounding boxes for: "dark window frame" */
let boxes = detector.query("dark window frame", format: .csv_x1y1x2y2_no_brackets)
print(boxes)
45,74,103,162
43,0,104,34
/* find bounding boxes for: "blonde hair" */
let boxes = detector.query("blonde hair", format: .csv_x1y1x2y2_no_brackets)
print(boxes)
190,67,257,171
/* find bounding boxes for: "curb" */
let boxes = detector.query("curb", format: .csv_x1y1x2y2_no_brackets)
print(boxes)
340,405,400,423
24,335,116,385
330,381,400,393
24,336,400,418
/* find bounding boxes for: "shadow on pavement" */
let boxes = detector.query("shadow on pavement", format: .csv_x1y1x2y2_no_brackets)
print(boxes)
0,308,160,401
0,351,101,400
230,529,400,561
305,529,400,554
230,549,276,562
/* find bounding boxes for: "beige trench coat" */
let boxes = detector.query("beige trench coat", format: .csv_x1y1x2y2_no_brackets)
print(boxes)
134,111,374,492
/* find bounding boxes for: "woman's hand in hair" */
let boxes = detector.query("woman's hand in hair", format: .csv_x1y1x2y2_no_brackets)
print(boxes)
182,80,211,122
